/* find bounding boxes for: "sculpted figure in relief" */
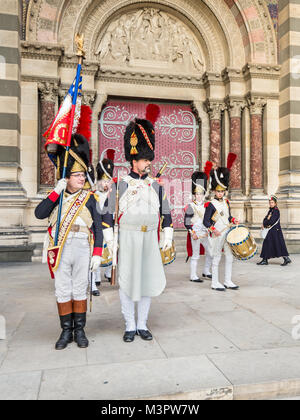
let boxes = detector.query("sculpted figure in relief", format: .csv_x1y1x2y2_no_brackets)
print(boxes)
95,8,204,73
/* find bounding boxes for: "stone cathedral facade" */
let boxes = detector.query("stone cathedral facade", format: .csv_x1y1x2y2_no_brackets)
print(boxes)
0,0,299,260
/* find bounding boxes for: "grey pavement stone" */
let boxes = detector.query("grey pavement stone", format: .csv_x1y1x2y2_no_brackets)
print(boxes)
0,256,299,400
199,308,298,350
208,347,300,400
39,356,232,400
0,343,87,374
0,371,42,400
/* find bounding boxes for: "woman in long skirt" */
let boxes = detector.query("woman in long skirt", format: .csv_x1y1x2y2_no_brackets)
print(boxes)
257,195,291,266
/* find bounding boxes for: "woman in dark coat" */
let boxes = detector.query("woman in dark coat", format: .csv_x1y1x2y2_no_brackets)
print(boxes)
257,196,291,266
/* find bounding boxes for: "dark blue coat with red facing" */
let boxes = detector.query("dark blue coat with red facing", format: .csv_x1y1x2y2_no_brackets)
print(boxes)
260,206,289,259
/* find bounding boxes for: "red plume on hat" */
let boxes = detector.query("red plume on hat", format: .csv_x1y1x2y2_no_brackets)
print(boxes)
204,161,213,179
106,149,115,162
146,104,160,125
227,153,237,171
77,105,92,141
76,105,92,160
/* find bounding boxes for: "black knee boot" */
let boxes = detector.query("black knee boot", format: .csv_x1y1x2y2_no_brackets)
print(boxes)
73,312,89,348
55,314,73,350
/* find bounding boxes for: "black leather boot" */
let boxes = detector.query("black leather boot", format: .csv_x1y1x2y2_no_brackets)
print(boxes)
55,314,73,350
281,256,292,266
74,313,89,348
257,259,268,265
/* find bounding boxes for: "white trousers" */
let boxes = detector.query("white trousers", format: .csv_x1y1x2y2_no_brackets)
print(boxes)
119,289,151,331
54,236,90,303
210,234,234,288
91,265,112,291
190,237,212,279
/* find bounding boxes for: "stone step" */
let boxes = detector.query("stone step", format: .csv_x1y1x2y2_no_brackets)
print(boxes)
32,256,43,263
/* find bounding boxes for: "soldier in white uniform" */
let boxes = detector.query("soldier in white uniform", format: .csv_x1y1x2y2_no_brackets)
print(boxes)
35,135,112,349
203,154,240,291
105,104,173,342
90,151,115,296
184,166,213,282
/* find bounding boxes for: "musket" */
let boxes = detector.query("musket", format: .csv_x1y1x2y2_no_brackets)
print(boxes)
90,272,93,312
110,171,120,286
155,161,168,179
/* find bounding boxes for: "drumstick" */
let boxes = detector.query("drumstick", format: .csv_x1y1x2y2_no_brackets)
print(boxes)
212,223,233,236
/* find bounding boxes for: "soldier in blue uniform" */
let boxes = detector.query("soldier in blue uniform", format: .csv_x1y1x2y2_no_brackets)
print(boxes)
257,195,291,266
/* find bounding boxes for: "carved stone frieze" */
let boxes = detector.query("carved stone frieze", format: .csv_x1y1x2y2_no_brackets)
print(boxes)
96,68,203,89
60,56,99,76
242,63,281,81
94,7,205,75
21,41,63,61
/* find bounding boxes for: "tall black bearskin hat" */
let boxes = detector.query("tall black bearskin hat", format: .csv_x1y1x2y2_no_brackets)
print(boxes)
124,104,160,163
192,172,207,195
191,161,213,195
209,153,236,191
56,133,95,184
96,149,115,180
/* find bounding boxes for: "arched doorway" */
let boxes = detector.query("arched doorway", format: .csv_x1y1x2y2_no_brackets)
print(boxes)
98,98,200,228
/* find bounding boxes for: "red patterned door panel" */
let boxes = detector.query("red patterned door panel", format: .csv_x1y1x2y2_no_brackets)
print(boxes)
98,100,199,228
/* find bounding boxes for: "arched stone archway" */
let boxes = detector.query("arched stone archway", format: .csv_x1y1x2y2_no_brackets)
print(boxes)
14,0,289,253
26,0,277,69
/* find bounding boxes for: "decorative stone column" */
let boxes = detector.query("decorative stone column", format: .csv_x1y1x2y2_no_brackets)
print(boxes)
92,93,108,168
247,95,266,196
225,98,245,193
204,100,224,167
38,80,58,188
82,90,97,162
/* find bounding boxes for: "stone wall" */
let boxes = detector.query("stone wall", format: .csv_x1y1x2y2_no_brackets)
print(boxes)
1,0,299,259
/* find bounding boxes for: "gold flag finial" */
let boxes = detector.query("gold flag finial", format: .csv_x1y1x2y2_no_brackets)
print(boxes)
75,33,85,58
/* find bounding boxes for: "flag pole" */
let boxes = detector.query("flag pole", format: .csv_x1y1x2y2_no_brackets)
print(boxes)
54,35,85,246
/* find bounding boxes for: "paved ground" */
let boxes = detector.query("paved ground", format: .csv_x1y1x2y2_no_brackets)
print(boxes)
0,253,299,400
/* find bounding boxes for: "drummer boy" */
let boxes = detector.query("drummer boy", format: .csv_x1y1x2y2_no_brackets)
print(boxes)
203,154,240,291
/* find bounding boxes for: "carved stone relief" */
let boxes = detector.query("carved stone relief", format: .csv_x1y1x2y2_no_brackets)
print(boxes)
95,7,205,75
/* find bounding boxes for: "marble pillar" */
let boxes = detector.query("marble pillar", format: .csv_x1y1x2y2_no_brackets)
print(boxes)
247,96,266,195
205,100,224,167
38,81,58,188
226,99,245,193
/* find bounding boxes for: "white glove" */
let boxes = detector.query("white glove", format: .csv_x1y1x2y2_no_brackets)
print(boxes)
103,227,114,257
54,178,67,195
163,227,173,251
90,256,101,272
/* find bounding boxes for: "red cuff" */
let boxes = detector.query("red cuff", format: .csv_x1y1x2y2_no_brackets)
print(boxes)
232,218,237,224
93,247,103,257
48,191,59,202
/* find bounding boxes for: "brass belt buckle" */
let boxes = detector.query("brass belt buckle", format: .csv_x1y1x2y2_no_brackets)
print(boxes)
141,225,148,232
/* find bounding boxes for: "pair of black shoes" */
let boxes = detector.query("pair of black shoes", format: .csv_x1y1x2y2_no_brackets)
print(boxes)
190,273,212,283
123,330,153,342
55,313,89,350
257,257,292,267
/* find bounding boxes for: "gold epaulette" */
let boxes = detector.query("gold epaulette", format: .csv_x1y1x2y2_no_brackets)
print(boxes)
93,193,100,202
